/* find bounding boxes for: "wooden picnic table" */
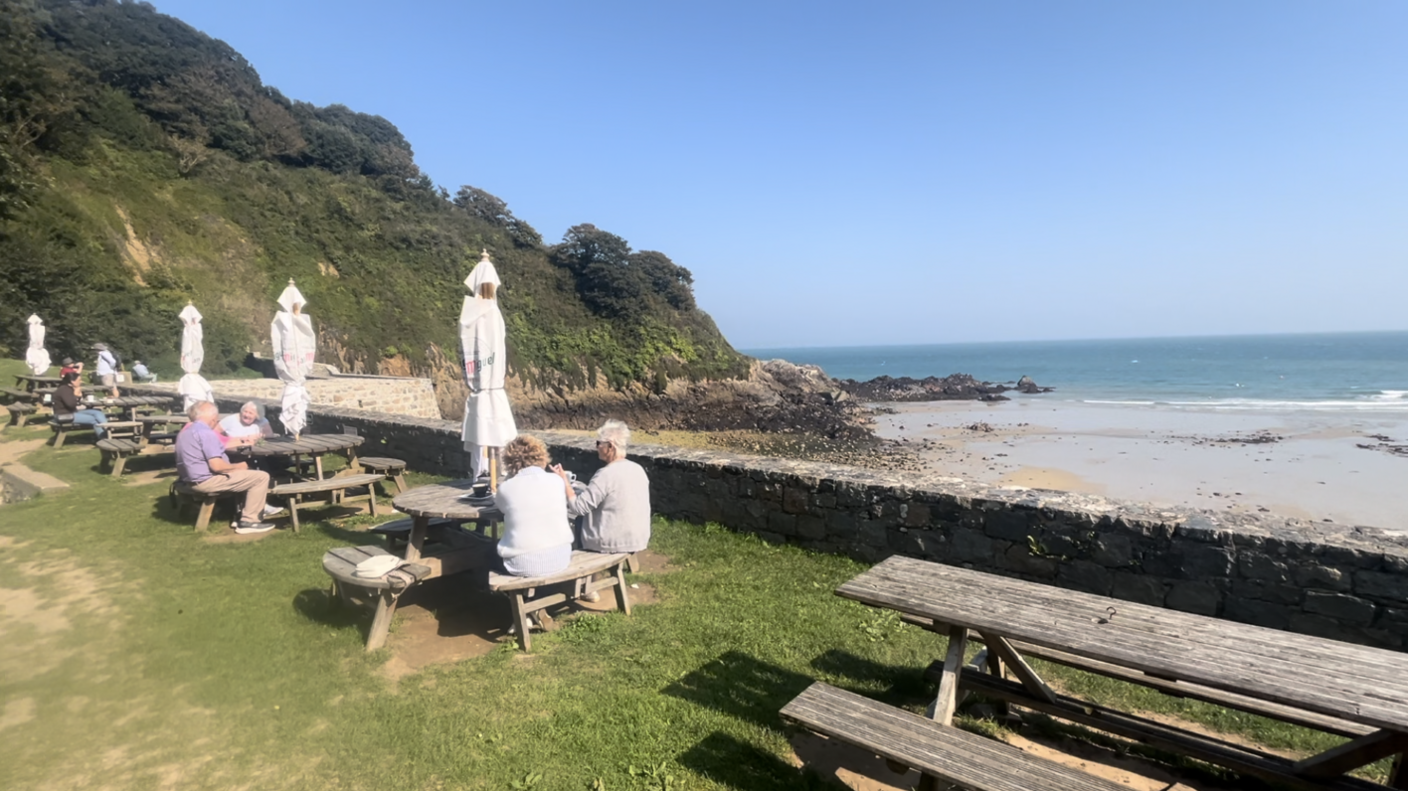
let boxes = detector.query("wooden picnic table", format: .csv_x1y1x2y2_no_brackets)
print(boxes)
391,479,502,564
88,394,180,420
15,374,61,392
838,556,1408,790
134,413,188,432
231,433,365,480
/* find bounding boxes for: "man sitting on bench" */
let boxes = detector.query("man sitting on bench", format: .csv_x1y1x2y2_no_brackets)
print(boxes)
175,401,277,535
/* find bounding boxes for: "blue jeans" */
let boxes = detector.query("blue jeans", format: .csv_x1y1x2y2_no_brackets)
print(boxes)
71,409,108,438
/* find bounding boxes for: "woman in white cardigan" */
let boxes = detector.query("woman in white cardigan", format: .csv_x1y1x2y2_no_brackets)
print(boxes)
495,435,573,577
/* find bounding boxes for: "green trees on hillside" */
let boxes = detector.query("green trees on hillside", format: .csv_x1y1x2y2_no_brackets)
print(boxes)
0,0,746,388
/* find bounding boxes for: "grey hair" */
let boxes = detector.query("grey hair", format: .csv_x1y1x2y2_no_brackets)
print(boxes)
240,401,259,413
597,419,630,456
187,401,217,421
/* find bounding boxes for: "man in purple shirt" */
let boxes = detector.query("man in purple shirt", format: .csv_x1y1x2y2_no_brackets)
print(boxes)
176,401,276,534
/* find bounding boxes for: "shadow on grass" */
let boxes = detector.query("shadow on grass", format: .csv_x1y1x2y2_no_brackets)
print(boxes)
810,648,933,705
662,650,814,730
677,732,829,791
292,587,368,631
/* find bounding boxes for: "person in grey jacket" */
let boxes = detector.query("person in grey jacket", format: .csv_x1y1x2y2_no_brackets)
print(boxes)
552,419,651,555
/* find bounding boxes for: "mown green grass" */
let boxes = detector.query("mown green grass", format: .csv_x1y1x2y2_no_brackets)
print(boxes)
0,385,1382,789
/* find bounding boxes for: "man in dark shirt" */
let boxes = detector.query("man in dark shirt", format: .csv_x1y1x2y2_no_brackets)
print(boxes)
52,372,108,438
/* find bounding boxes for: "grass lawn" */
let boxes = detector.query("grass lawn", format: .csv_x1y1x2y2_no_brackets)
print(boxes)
0,357,1384,790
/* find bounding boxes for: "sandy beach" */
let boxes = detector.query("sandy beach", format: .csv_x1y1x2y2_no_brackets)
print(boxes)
872,396,1408,530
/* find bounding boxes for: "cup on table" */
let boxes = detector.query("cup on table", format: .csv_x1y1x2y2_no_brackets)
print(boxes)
471,481,490,498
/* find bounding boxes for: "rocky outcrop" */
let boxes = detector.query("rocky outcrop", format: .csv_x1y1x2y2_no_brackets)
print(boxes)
506,359,871,439
839,373,1050,403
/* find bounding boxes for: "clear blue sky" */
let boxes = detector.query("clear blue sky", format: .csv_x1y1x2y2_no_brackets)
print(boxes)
151,0,1408,349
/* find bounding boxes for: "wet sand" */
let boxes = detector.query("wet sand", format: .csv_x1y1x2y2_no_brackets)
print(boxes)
872,397,1408,530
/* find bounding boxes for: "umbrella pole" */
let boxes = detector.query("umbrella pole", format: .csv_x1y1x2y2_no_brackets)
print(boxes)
489,447,499,493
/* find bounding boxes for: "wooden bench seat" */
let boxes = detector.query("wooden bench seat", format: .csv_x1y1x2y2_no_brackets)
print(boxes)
322,545,433,651
358,456,408,493
270,472,384,532
4,402,43,430
0,387,38,403
488,550,633,652
96,438,142,477
50,417,95,447
171,480,241,532
782,681,1130,791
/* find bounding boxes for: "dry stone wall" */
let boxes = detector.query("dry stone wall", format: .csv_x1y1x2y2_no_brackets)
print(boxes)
185,392,1408,651
148,376,440,419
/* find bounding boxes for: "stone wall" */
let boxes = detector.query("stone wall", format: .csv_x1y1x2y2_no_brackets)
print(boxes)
148,375,440,419
186,391,1408,651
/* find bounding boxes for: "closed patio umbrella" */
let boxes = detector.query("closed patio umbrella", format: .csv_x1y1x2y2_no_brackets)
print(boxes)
459,250,517,485
271,280,315,438
25,314,51,376
177,302,215,411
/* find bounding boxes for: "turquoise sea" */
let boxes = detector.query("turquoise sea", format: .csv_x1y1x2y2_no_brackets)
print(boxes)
743,331,1408,413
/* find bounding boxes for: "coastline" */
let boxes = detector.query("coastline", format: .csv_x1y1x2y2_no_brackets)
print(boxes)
871,396,1408,530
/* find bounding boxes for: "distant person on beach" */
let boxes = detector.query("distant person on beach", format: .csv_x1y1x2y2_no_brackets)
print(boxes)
495,435,573,577
553,419,651,554
176,401,276,534
51,372,108,438
92,343,120,397
218,402,274,446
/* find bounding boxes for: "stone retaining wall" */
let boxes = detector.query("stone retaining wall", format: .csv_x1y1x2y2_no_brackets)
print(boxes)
188,391,1408,651
148,376,440,419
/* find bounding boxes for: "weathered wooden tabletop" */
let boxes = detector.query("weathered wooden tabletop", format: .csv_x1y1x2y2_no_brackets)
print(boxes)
838,555,1408,734
16,375,61,390
392,479,493,521
235,434,365,458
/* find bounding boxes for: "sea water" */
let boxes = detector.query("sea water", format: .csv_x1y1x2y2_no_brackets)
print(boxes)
743,331,1408,413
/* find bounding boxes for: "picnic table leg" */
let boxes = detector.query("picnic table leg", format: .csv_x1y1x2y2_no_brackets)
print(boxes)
1389,752,1407,789
931,624,968,725
405,515,429,562
510,592,532,652
287,495,301,532
365,590,396,651
314,454,324,481
612,560,632,616
111,453,127,478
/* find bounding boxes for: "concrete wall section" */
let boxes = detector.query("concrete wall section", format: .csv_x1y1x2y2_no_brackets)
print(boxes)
186,392,1408,651
148,376,441,419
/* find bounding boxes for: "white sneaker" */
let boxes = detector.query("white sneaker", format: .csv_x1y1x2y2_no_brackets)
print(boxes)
263,504,284,516
579,590,601,603
233,521,276,535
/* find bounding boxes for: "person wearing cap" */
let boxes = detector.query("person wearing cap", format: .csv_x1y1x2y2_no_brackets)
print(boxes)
60,357,83,377
93,343,119,397
131,360,155,383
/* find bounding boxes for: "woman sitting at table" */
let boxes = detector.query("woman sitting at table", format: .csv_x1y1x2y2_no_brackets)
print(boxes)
552,419,651,556
495,435,573,577
51,372,108,438
217,402,274,446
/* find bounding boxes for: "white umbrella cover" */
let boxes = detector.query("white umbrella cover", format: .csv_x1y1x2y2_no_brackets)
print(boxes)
177,303,215,411
460,251,516,477
25,314,50,376
271,280,315,437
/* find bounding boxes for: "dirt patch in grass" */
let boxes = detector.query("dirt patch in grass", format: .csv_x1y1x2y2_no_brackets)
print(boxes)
377,553,667,681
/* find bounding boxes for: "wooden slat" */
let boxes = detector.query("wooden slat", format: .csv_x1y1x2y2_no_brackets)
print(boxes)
957,671,1385,791
271,473,383,495
839,557,1408,732
392,480,495,521
981,632,1057,705
781,682,1131,791
932,624,968,724
1295,730,1408,778
488,551,628,591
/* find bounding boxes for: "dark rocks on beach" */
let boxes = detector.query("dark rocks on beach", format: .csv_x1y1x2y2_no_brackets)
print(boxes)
838,372,1051,403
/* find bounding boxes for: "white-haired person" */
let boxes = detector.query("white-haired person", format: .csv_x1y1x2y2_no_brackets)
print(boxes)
217,401,274,446
495,435,573,577
552,419,651,556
